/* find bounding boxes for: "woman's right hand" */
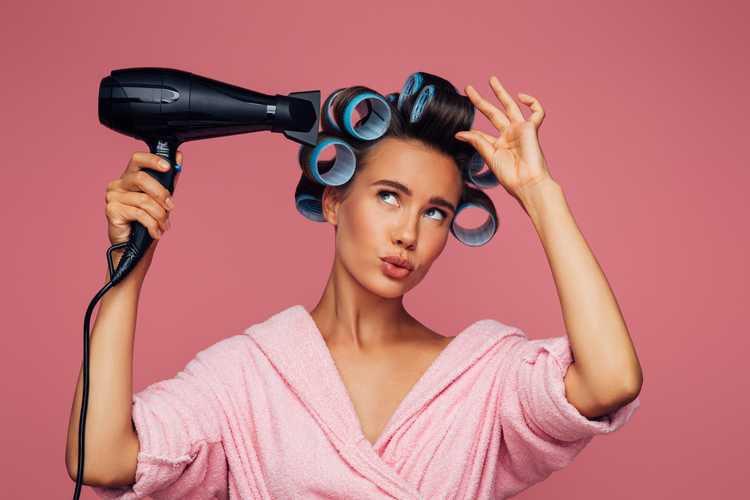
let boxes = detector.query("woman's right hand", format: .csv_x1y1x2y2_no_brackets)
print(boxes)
105,151,182,246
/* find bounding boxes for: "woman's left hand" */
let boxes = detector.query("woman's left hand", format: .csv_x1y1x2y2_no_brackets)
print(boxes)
455,75,554,206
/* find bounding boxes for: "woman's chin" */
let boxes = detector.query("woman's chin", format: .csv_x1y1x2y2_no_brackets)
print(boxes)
369,273,416,298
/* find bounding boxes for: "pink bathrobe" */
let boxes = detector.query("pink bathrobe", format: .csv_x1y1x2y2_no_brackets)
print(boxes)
92,304,640,499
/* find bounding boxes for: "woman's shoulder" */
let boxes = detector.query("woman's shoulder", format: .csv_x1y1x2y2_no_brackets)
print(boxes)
406,314,531,363
186,333,255,370
416,315,527,342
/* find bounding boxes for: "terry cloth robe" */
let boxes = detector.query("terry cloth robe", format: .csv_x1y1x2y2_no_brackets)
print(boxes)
91,304,641,499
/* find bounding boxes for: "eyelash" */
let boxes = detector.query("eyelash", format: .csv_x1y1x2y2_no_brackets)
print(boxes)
377,190,448,221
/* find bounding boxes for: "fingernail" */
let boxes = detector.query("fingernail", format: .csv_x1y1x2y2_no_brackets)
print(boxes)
165,197,175,209
159,159,170,169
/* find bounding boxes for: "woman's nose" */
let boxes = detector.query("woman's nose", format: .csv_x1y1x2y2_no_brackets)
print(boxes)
392,212,418,248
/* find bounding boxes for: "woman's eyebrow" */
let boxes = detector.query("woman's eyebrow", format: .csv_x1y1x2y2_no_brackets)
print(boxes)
371,179,456,213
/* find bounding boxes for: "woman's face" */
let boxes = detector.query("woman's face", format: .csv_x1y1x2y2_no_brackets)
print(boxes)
323,137,463,298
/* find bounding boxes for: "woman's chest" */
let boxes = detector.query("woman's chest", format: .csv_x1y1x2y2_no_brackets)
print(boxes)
328,341,449,446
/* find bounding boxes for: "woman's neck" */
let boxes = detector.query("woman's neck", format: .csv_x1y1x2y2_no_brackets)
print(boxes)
310,259,416,352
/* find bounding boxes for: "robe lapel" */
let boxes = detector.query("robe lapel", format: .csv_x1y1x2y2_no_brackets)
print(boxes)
249,304,509,499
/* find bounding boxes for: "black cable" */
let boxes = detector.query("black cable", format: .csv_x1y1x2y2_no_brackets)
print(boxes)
73,240,137,499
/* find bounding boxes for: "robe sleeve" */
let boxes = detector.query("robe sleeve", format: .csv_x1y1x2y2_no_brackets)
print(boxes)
90,345,230,499
496,332,641,486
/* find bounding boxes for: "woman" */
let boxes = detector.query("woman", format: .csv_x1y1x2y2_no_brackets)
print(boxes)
72,71,643,499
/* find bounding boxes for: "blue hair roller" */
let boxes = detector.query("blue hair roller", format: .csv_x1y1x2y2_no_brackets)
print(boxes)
295,193,325,222
299,135,357,186
174,162,182,172
466,152,499,188
409,84,435,123
321,88,346,134
397,72,423,112
294,173,326,222
450,186,499,246
342,92,391,141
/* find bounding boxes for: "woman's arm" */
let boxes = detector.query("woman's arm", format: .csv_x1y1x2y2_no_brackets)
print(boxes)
64,245,154,485
454,75,642,418
518,177,643,416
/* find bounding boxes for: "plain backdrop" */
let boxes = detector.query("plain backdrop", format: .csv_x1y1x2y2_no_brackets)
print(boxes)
1,0,747,498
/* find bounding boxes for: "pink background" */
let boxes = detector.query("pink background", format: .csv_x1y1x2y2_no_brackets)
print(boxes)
1,0,747,498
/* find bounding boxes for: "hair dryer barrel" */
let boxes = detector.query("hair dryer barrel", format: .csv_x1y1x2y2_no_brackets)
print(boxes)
98,67,320,146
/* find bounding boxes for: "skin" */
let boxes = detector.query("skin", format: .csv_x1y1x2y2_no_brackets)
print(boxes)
310,136,463,352
456,75,643,416
309,136,465,444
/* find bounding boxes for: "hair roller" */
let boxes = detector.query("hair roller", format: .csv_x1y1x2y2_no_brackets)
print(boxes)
294,172,326,222
466,151,500,189
321,87,347,134
450,184,499,246
409,84,436,123
397,72,424,112
323,88,392,141
385,92,399,104
339,90,392,141
298,132,357,186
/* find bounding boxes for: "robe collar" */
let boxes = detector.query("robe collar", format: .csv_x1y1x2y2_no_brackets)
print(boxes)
248,304,512,498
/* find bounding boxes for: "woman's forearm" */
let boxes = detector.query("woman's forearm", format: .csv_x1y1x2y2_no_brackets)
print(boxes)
518,178,643,402
65,243,156,484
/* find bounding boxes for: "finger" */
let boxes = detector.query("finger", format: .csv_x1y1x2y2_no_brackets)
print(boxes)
489,76,524,123
113,191,170,232
517,92,545,128
125,151,171,175
471,128,499,145
455,130,496,164
122,170,174,213
175,150,183,165
465,84,510,134
116,202,165,240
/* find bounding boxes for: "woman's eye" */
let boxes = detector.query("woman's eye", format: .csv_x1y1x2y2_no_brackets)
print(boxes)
378,190,447,221
426,207,447,221
378,190,399,205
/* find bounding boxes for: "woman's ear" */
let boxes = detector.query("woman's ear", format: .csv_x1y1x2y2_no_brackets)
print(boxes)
321,185,341,226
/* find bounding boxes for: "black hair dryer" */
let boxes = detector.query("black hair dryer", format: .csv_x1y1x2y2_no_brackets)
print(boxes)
72,68,319,500
98,67,320,285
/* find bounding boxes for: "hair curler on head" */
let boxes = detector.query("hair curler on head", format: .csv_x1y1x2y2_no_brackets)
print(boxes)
294,75,501,248
98,67,320,285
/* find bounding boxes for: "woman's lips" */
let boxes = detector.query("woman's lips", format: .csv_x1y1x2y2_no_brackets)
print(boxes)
381,259,412,279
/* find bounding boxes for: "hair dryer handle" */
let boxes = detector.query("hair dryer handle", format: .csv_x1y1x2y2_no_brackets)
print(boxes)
146,138,179,193
109,139,179,285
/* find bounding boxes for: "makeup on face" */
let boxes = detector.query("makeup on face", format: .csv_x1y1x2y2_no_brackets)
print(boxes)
380,258,412,279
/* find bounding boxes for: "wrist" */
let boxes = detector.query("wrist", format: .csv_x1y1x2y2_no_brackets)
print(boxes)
516,177,565,226
105,243,156,288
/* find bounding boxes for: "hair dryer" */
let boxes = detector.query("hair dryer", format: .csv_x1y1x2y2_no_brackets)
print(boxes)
99,67,320,284
72,68,320,499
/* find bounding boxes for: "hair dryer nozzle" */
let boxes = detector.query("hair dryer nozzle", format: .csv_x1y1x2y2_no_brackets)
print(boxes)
277,90,320,147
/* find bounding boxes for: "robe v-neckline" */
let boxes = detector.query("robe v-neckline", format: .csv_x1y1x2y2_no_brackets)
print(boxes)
303,305,473,450
249,304,505,497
